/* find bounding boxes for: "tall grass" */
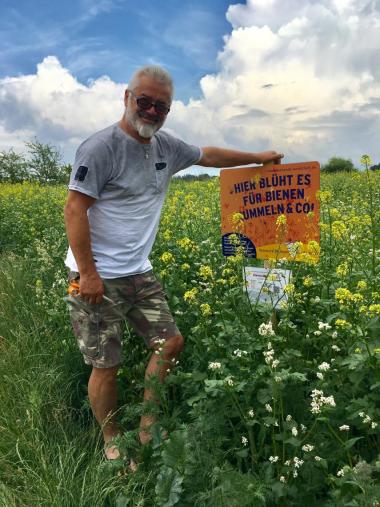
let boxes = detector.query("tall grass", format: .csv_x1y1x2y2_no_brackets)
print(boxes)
0,257,131,507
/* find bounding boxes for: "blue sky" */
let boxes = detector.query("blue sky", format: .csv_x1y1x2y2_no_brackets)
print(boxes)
1,0,237,101
1,0,379,171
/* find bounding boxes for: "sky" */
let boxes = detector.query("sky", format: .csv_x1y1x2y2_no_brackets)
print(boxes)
1,0,379,174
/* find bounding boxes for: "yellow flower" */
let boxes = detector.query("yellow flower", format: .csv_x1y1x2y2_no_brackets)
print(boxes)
231,212,244,231
335,287,353,304
351,293,364,303
307,241,320,256
360,154,372,167
335,319,351,329
284,283,295,294
184,288,198,303
227,254,244,264
228,233,241,246
181,263,190,271
177,237,193,250
357,280,367,291
199,265,213,279
369,304,380,316
303,276,313,287
316,190,333,203
276,214,287,227
200,303,212,317
331,221,348,240
336,262,348,277
355,347,362,354
161,252,174,264
162,229,171,241
374,348,380,354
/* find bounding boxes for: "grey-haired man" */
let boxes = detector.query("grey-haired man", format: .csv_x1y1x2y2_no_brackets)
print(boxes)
64,65,283,461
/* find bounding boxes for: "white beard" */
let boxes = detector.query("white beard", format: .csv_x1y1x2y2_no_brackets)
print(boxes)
126,107,164,139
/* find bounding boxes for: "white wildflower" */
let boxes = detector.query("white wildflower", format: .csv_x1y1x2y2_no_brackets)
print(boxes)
371,422,378,429
241,436,248,446
317,372,324,380
318,321,332,331
339,425,350,431
208,362,221,370
280,476,286,483
315,456,322,461
293,457,304,468
310,389,336,414
301,424,307,432
318,362,330,371
332,331,338,338
292,427,298,437
284,460,291,466
233,349,248,358
258,322,275,337
265,403,273,413
248,409,255,418
302,444,314,452
332,345,341,352
272,359,280,368
314,330,322,336
337,469,344,477
269,455,279,463
286,415,292,422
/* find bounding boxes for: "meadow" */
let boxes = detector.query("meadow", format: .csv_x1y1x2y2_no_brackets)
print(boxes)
0,167,379,506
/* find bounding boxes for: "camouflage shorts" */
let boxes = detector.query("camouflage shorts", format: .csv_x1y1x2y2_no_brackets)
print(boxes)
66,270,180,368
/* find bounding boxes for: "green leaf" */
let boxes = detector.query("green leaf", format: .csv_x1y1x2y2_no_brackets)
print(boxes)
155,467,184,507
161,431,187,469
235,448,249,458
343,437,364,451
187,392,207,406
367,317,380,338
257,388,271,404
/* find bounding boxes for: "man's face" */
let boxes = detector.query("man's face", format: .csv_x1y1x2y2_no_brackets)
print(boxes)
125,75,172,139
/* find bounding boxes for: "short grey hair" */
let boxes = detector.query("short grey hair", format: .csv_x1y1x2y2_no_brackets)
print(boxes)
129,65,173,98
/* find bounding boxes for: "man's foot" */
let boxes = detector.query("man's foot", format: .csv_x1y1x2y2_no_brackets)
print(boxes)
104,440,138,472
139,415,168,445
104,442,120,460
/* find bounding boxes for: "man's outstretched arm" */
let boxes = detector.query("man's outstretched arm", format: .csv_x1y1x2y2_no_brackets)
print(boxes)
197,147,284,168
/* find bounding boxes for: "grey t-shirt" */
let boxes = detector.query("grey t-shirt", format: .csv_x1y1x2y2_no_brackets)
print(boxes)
65,123,202,278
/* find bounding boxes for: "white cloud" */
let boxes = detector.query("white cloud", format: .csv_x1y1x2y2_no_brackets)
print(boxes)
1,1,380,167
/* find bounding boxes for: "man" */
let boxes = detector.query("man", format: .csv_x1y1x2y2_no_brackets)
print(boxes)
64,65,283,461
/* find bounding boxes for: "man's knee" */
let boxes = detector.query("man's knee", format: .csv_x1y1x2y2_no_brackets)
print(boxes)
162,334,184,357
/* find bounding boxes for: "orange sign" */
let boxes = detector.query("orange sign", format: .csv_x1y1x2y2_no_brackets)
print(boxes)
220,161,320,261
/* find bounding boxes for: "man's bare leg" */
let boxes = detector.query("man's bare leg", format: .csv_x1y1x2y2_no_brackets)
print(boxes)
139,334,184,445
88,365,120,459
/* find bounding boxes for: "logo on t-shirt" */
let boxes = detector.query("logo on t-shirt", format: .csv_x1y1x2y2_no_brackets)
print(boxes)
74,166,88,181
155,162,167,171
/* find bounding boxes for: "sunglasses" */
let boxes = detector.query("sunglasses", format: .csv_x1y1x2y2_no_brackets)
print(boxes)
129,90,170,115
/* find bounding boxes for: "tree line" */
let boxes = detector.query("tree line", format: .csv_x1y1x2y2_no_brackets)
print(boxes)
0,141,378,184
0,140,71,184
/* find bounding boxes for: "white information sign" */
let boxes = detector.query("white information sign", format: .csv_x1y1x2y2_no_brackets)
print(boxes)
244,267,292,308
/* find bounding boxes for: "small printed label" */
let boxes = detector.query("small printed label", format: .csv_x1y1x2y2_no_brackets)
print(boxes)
74,165,88,182
244,267,291,308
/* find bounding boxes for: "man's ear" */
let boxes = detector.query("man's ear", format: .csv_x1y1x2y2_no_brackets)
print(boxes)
124,89,129,107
